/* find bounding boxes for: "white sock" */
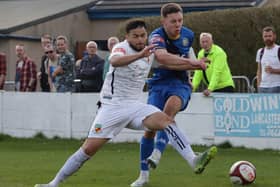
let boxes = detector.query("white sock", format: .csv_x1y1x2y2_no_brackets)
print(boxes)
164,123,196,168
49,148,90,186
150,149,162,161
139,170,149,180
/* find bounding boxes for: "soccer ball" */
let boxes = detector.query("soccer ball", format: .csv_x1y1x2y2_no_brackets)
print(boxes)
229,160,256,185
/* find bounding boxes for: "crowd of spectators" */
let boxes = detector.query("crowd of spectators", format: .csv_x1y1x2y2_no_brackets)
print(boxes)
1,26,279,94
0,34,119,93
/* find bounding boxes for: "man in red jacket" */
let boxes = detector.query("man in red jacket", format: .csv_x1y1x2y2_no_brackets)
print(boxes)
15,44,37,91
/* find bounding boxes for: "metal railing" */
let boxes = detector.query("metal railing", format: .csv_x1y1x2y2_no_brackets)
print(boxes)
232,75,252,93
3,81,15,91
3,76,258,93
251,76,258,93
191,75,256,93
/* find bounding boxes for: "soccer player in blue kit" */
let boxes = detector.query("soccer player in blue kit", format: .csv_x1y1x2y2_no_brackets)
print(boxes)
131,3,217,187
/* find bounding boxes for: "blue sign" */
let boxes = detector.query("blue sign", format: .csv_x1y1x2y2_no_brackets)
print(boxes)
213,94,280,137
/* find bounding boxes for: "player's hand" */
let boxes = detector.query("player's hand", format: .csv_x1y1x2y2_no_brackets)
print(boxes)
140,44,156,58
190,58,207,70
37,72,42,79
203,89,211,96
265,65,273,74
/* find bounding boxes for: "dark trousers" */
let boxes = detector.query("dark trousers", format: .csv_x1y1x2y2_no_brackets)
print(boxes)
214,86,234,93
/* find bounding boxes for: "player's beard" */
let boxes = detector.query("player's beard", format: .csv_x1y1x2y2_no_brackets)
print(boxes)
264,39,274,47
129,43,144,52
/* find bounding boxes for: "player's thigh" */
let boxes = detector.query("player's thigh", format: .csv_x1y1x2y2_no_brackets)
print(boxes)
127,103,161,130
163,95,183,117
142,111,173,131
165,85,191,111
88,104,132,139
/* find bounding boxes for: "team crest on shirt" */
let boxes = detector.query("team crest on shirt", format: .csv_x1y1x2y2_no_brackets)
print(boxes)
150,35,165,44
94,123,102,133
113,47,126,54
182,38,189,47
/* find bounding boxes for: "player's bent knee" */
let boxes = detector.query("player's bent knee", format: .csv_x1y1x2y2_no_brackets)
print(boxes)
144,130,156,138
82,138,108,156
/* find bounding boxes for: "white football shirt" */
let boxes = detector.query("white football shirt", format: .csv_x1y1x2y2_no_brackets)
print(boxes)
100,40,153,104
256,45,280,88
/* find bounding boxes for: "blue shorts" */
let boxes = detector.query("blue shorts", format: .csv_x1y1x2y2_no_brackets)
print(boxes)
147,84,192,111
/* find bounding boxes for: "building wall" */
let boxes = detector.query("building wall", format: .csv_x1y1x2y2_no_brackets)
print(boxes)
12,11,125,48
0,10,127,89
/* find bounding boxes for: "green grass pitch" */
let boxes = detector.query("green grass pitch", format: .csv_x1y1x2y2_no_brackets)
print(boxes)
0,135,279,187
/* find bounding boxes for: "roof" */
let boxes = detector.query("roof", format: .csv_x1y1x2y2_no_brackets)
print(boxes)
87,0,265,19
0,0,97,34
0,0,265,34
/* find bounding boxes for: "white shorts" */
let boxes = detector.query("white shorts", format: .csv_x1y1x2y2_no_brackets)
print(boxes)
88,101,160,139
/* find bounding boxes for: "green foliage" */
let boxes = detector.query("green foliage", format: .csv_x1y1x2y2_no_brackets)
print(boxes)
0,138,280,187
117,6,280,80
33,132,48,139
185,6,280,80
217,141,233,149
0,133,13,141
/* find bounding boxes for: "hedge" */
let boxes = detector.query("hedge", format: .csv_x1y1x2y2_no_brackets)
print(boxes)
116,6,280,80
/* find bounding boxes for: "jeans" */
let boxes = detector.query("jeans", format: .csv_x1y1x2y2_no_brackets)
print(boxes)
258,86,280,93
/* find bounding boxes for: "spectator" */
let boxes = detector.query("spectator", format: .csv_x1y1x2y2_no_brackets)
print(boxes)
76,41,104,92
38,34,52,92
15,44,37,92
103,36,119,80
44,44,59,92
0,52,6,90
192,32,234,96
53,35,75,92
256,26,280,93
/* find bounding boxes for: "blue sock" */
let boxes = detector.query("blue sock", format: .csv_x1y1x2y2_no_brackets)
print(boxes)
155,130,169,154
140,137,154,171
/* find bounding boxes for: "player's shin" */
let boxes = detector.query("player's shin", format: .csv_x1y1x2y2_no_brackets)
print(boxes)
163,124,196,168
155,130,169,154
140,136,154,171
49,148,90,186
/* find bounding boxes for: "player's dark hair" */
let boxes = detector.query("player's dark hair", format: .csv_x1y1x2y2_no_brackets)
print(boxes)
161,3,183,18
263,26,276,34
125,19,147,33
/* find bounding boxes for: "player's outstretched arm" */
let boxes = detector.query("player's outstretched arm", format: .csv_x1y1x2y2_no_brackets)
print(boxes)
154,49,206,70
110,44,155,67
158,58,207,71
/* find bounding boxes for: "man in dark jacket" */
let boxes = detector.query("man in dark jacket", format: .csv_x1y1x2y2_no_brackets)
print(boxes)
76,41,104,92
38,34,52,92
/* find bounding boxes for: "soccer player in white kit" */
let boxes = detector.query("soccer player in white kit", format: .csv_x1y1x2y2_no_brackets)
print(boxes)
35,19,216,187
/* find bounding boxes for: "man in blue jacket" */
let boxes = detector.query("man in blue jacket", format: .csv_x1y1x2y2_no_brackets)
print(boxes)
76,41,104,92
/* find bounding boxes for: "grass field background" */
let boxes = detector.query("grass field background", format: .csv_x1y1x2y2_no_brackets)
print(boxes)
0,135,279,187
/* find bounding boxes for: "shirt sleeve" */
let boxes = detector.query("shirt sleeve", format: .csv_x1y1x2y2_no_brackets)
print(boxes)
207,52,226,91
0,54,6,75
188,47,197,60
192,70,203,91
149,33,166,50
60,54,75,71
30,60,37,80
109,43,126,60
256,48,261,63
